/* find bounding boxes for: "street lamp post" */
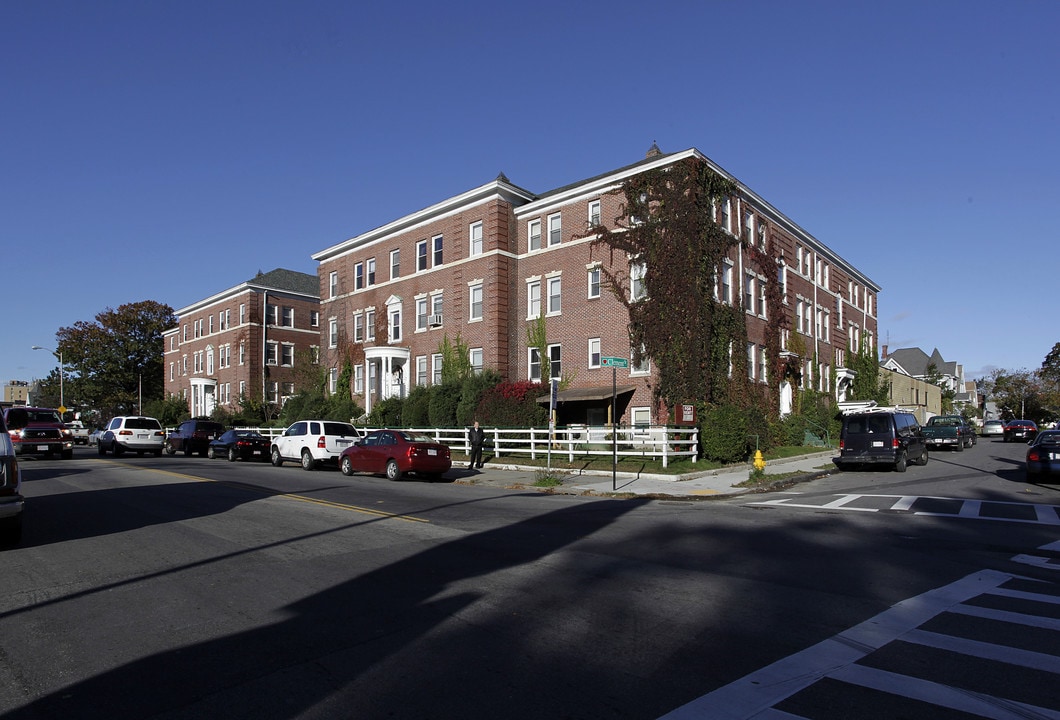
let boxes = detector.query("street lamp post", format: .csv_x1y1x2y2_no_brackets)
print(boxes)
31,345,63,410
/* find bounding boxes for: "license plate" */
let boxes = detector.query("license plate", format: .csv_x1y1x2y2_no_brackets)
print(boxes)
1051,453,1060,461
428,449,437,456
137,434,148,439
253,450,262,455
37,445,49,451
871,441,884,448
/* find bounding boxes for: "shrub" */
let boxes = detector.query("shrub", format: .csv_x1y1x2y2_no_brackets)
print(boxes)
402,385,431,427
428,383,462,427
475,381,549,427
699,403,752,464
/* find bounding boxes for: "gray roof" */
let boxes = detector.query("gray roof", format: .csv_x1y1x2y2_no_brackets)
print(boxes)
884,347,957,377
247,268,319,298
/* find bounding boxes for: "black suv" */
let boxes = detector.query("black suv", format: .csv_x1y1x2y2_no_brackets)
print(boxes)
0,410,24,546
834,409,928,472
165,419,225,457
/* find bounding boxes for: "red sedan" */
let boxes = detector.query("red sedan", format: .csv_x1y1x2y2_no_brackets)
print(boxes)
339,429,451,481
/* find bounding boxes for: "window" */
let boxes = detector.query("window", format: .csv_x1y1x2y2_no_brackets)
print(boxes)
547,276,561,315
528,219,542,251
469,348,483,374
310,346,319,364
239,341,245,365
432,234,443,266
548,344,562,380
742,210,753,244
281,343,294,367
631,407,651,429
431,293,443,323
329,271,338,298
747,342,756,380
631,344,650,375
328,368,338,395
469,221,483,256
239,380,246,398
720,197,731,233
310,310,319,327
469,282,483,321
760,346,769,383
329,318,338,348
631,261,647,301
282,306,294,327
528,347,541,381
416,297,429,332
758,278,767,318
353,312,364,342
588,199,601,226
266,341,278,366
527,279,541,318
836,348,845,368
721,261,733,304
366,309,375,340
353,365,364,394
206,346,214,375
239,303,245,324
796,299,810,334
588,265,601,299
355,262,364,290
367,258,376,286
209,315,215,334
267,304,280,326
390,249,400,279
417,240,428,271
757,222,766,250
431,353,443,385
744,273,755,313
588,338,601,368
547,213,562,246
416,356,427,386
389,308,402,343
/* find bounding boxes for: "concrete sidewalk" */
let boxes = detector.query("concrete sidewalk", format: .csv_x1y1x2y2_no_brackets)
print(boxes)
459,450,838,498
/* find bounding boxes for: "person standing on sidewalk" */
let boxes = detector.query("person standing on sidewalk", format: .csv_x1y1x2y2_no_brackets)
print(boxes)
468,421,485,469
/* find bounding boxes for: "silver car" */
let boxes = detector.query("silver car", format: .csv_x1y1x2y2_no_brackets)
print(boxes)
98,416,166,456
982,419,1004,437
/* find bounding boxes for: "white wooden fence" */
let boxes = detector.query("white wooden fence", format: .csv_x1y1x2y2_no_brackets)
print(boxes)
228,425,699,468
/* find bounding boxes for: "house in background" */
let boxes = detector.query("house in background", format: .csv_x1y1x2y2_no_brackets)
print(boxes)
880,346,971,416
312,145,881,425
163,269,320,417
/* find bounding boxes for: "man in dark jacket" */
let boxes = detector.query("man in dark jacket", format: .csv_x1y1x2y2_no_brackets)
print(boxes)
468,421,485,469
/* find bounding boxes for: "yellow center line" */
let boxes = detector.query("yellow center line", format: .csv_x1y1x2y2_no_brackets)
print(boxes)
103,459,430,523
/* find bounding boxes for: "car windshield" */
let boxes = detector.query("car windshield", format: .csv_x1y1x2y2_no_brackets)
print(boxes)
1037,433,1060,446
235,430,262,438
399,432,436,443
323,423,358,437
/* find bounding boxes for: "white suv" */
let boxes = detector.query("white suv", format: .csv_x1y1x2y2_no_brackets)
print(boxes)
0,412,23,546
270,420,361,470
98,416,166,456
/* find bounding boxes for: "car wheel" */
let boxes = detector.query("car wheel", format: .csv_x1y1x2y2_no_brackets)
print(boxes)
165,443,175,456
271,447,283,467
894,452,907,472
300,449,315,471
207,446,217,459
113,443,124,457
385,459,402,480
228,447,238,462
340,455,354,476
918,447,929,466
954,439,963,452
184,444,192,457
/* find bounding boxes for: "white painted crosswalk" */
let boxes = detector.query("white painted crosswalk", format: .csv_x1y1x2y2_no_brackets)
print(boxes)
747,493,1060,526
659,543,1060,719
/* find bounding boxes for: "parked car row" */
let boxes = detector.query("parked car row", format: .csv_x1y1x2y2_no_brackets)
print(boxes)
90,416,454,480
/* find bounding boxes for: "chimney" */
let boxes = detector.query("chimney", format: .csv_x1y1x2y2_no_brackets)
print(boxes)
881,345,889,360
645,142,662,158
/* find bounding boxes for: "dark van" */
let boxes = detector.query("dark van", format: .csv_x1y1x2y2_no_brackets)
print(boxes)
834,410,928,472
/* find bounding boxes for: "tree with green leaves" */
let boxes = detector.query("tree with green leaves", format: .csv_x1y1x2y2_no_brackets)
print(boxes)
53,300,176,419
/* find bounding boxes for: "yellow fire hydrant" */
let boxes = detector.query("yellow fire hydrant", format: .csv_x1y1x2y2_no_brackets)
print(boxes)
753,449,766,472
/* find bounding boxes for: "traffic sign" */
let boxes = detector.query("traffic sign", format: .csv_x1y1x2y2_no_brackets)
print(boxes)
601,356,629,368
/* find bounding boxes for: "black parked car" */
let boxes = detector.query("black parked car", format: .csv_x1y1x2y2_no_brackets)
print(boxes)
1003,420,1038,443
833,409,929,472
207,430,271,462
165,419,225,457
1025,430,1060,481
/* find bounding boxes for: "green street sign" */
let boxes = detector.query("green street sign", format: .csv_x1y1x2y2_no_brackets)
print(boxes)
601,356,629,368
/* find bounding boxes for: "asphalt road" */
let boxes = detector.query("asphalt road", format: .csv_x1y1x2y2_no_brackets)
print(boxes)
1,439,1058,719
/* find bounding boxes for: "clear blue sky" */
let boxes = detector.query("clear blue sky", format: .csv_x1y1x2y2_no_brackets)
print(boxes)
4,1,1057,389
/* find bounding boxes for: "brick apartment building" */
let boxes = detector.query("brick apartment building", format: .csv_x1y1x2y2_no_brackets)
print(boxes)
312,145,880,426
163,269,320,417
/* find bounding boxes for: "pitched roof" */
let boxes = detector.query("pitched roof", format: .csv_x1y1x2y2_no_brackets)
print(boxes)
246,268,320,298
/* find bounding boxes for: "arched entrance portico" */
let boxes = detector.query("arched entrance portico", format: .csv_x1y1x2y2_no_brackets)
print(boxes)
363,346,410,416
189,377,217,418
